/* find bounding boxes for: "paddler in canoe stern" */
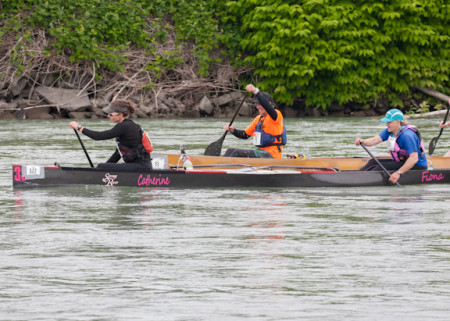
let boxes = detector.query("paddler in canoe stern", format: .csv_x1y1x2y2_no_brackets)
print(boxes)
438,98,450,157
223,84,287,159
69,99,153,170
355,108,428,184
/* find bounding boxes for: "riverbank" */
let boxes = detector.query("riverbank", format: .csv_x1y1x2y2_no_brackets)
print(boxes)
1,62,448,121
1,82,444,120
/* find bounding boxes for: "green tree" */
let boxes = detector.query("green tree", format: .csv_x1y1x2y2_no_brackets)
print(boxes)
223,0,450,107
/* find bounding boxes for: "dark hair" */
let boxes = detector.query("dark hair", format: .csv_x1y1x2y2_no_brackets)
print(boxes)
110,99,136,117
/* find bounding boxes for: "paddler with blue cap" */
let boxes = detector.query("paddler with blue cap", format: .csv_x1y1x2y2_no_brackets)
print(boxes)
355,108,427,184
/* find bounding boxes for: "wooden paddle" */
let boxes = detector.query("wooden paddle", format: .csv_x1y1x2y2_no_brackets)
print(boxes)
74,129,94,168
428,103,450,155
360,142,400,186
204,92,249,156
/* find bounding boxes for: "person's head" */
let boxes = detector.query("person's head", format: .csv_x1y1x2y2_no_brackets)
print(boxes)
102,99,136,122
252,92,275,116
380,108,405,132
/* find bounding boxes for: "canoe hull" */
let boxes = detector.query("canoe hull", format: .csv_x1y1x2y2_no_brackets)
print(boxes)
12,165,450,189
157,153,450,171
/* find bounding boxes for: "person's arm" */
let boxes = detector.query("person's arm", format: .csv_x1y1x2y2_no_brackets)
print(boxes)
223,124,251,139
440,121,450,128
355,135,382,146
255,92,277,120
232,129,251,139
69,121,84,132
70,120,123,140
389,152,418,184
82,125,124,140
245,84,277,120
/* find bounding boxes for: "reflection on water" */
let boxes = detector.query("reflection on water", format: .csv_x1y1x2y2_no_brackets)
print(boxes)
1,119,450,320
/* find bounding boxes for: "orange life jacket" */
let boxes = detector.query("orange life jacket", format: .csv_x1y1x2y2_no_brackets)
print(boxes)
141,128,153,153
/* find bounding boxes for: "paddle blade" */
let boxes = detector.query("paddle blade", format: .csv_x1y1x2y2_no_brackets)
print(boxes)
204,138,224,156
428,136,438,156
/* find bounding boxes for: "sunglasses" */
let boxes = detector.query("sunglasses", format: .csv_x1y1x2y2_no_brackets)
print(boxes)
108,112,120,117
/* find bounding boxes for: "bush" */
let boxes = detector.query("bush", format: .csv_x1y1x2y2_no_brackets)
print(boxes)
1,0,225,76
223,0,450,107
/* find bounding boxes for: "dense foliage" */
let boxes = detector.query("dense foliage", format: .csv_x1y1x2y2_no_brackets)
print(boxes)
1,0,449,108
223,0,450,107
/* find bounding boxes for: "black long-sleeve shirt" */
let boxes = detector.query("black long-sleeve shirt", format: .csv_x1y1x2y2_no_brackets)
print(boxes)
82,119,143,163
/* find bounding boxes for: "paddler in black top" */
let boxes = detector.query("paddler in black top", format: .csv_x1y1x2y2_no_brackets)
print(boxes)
69,99,152,170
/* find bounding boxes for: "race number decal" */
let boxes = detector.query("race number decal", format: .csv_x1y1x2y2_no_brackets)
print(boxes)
25,166,41,176
253,132,262,146
22,165,45,179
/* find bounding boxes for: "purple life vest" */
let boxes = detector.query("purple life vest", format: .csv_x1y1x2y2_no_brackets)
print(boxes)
389,125,425,162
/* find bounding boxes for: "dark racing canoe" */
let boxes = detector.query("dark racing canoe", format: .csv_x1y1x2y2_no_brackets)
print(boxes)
158,153,450,171
12,162,450,189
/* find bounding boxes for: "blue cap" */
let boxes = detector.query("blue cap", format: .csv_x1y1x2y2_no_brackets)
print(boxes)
380,109,404,122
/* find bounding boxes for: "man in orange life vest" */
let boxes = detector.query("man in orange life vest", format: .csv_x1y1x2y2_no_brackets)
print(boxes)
223,84,287,159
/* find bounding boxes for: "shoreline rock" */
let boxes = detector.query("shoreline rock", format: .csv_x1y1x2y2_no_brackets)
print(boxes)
0,77,444,120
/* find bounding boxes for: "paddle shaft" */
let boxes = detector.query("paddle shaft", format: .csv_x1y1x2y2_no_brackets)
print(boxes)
74,129,94,168
429,104,450,155
220,92,250,141
204,92,249,156
229,93,249,127
436,104,450,140
360,142,400,187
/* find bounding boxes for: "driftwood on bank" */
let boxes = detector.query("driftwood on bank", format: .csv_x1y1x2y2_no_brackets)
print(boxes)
405,109,448,119
412,85,450,103
405,85,450,119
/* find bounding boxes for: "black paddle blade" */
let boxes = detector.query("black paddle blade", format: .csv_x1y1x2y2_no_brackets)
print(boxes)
204,138,224,156
428,136,439,156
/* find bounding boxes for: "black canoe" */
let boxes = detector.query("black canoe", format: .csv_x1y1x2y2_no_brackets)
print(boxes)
12,164,450,189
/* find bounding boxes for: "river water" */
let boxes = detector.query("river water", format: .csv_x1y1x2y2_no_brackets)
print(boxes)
1,116,449,320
